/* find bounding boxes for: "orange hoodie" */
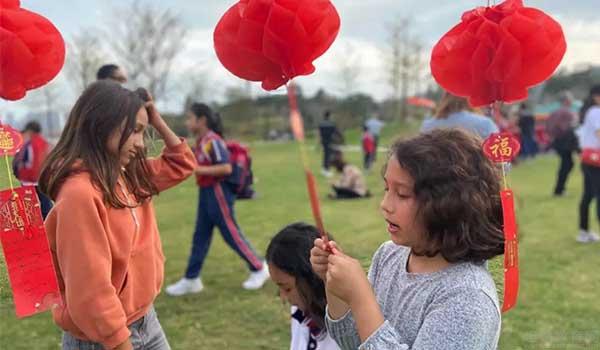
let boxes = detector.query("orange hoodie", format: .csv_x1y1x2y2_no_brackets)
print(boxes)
44,141,195,349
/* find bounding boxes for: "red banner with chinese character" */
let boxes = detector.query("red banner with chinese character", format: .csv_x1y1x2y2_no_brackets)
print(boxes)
0,186,63,318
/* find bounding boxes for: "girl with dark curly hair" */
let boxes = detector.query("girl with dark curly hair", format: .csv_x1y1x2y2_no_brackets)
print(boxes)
311,128,504,350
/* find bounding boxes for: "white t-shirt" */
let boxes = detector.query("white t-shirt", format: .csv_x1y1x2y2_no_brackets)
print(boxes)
365,118,384,136
290,307,340,350
581,106,600,149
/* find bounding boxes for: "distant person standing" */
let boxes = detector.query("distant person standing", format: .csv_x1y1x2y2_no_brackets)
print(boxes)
547,92,580,196
13,121,53,218
96,64,128,84
421,92,498,140
362,125,375,171
518,103,538,159
318,111,340,177
365,114,384,161
576,85,600,244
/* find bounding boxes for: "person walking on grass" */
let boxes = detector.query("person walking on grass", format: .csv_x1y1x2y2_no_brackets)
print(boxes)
576,85,600,244
166,103,269,296
547,91,580,197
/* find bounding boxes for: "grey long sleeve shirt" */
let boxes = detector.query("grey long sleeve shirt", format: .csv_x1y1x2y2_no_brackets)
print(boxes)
325,242,501,350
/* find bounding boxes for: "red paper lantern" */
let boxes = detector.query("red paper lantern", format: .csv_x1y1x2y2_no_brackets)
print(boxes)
430,0,566,107
214,0,341,91
0,0,65,101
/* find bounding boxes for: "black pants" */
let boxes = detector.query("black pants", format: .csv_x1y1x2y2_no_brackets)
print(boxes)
372,135,379,161
332,186,362,199
579,164,600,231
322,143,333,170
364,152,374,170
554,150,574,195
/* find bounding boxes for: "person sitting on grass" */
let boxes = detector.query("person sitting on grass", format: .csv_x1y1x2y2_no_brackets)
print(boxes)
328,149,370,199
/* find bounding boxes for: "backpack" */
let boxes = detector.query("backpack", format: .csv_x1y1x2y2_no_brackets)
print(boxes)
225,141,255,199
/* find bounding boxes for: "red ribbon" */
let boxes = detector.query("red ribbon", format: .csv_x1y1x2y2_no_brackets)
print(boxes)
500,189,519,312
286,83,329,244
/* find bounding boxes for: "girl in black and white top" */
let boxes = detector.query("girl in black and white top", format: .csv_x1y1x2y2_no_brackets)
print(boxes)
267,223,340,350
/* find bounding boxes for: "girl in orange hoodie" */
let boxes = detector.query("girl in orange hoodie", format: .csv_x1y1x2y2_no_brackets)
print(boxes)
39,81,196,350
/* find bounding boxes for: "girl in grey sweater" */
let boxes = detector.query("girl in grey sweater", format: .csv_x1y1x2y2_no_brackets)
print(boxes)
311,129,505,350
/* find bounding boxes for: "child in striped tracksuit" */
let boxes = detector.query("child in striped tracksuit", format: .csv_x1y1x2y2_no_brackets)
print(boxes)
166,103,269,296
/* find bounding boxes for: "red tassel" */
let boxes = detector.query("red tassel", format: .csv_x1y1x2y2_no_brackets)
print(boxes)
501,189,519,312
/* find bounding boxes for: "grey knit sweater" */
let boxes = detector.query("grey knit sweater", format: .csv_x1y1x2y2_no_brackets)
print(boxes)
325,242,501,350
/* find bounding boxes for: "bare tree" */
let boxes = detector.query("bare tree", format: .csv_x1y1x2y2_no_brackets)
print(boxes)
66,29,106,93
23,80,66,136
107,1,187,102
336,42,362,97
180,70,209,112
385,17,424,120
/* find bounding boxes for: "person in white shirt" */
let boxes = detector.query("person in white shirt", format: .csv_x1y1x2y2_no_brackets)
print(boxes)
365,115,384,162
576,85,600,243
266,223,341,350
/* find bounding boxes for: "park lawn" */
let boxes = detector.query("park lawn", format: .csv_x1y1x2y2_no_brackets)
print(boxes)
1,122,599,349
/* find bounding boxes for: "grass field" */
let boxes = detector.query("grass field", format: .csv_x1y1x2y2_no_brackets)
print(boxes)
1,122,599,349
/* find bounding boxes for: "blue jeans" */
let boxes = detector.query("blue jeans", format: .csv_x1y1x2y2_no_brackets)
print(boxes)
62,306,170,350
184,183,263,279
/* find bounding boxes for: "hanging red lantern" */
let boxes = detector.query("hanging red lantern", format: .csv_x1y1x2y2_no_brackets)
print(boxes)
214,0,341,91
430,0,566,107
0,0,66,101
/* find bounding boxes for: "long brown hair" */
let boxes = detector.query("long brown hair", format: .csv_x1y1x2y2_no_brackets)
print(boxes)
387,129,504,263
39,81,158,208
434,92,472,119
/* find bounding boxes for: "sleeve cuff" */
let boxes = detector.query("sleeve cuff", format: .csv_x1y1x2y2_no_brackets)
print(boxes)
358,320,408,350
102,326,131,350
325,305,357,338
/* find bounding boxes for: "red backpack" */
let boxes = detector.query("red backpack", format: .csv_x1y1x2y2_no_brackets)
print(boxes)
225,141,255,199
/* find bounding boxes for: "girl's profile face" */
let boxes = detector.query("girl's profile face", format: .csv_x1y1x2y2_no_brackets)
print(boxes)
107,106,148,167
380,156,426,247
185,111,207,135
268,263,306,312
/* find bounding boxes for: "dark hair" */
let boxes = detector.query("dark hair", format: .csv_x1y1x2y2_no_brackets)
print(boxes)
190,103,224,136
266,222,327,329
579,84,600,124
386,128,504,263
324,110,331,120
39,80,158,208
96,64,120,80
22,121,42,133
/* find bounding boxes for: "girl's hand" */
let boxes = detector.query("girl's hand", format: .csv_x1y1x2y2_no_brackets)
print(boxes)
145,100,163,128
135,88,164,129
326,250,370,306
310,239,341,281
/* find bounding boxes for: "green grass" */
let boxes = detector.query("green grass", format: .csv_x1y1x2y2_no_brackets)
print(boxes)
1,124,599,349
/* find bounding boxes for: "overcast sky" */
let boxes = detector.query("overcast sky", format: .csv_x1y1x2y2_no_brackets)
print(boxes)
2,0,599,120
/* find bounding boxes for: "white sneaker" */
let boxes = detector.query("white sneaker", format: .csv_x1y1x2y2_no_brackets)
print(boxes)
576,230,599,244
165,277,204,296
321,169,334,178
242,263,270,290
